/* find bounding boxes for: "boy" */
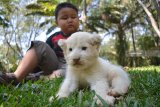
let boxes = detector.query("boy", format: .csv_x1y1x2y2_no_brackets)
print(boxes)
0,2,79,85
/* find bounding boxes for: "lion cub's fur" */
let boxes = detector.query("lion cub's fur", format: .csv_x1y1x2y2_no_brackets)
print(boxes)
56,32,130,105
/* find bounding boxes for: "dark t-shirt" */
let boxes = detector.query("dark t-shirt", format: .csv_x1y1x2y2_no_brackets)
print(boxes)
46,31,70,58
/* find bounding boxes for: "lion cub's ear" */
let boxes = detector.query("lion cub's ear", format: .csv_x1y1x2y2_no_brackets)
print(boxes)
90,33,102,49
58,39,67,51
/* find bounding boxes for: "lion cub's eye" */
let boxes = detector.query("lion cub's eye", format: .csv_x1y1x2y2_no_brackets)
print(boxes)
82,47,87,50
69,48,72,51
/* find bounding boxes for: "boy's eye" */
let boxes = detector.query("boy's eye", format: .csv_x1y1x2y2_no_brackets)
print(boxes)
61,17,68,20
82,47,87,50
69,48,72,51
71,16,77,19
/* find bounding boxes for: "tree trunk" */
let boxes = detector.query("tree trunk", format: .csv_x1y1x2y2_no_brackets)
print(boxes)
81,0,87,31
137,0,160,38
131,27,137,67
115,24,128,66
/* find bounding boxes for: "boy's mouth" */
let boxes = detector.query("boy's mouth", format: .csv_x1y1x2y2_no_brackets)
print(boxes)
68,24,74,27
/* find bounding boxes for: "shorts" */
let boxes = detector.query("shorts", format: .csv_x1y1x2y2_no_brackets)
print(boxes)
28,41,66,75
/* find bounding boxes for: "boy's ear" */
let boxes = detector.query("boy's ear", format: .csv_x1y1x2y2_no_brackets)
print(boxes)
58,39,67,51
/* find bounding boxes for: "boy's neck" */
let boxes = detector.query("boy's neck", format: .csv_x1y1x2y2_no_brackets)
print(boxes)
61,31,76,37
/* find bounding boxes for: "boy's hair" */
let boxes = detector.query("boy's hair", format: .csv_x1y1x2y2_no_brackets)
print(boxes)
54,2,78,20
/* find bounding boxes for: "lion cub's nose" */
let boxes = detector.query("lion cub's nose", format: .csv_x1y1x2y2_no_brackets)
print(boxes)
73,58,80,63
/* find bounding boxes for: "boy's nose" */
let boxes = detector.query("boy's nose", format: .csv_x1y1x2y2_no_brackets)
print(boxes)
67,17,73,22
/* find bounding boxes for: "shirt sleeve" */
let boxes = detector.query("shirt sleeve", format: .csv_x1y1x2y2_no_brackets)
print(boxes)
46,35,54,49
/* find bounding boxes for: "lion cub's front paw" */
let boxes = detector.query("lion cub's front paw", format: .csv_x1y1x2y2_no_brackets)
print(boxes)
108,89,123,97
56,92,69,99
49,93,68,103
105,95,115,105
49,96,54,102
94,95,115,106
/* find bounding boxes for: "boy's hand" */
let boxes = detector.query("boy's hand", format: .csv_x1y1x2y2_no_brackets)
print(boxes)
48,69,64,79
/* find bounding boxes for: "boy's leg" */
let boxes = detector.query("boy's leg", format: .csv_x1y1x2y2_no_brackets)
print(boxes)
0,48,38,85
14,47,38,81
31,41,59,74
0,41,59,85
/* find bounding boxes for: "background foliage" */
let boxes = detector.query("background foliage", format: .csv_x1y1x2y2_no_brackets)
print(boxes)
0,0,159,72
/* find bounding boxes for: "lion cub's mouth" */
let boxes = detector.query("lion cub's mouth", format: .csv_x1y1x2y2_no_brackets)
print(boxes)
72,62,83,66
71,59,83,66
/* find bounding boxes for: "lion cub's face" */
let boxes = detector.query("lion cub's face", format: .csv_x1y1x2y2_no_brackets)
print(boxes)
58,32,102,68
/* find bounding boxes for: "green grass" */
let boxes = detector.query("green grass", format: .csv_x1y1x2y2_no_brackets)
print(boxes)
0,66,160,107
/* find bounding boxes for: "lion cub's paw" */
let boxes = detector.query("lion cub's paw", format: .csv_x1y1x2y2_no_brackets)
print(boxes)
49,96,54,102
106,95,115,105
95,95,115,106
49,93,68,103
108,89,122,97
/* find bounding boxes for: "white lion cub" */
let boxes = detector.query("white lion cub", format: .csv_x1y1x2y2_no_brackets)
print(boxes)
56,32,130,105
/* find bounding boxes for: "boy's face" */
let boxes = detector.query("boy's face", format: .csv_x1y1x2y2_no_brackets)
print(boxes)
56,7,79,35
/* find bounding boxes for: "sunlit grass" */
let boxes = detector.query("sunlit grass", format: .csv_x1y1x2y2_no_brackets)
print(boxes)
0,66,160,107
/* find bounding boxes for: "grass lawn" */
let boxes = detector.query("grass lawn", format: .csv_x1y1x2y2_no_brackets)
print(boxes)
0,66,160,107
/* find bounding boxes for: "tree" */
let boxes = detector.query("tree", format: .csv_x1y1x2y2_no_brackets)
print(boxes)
0,0,48,71
86,0,143,66
137,0,160,38
0,0,13,27
81,0,159,66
